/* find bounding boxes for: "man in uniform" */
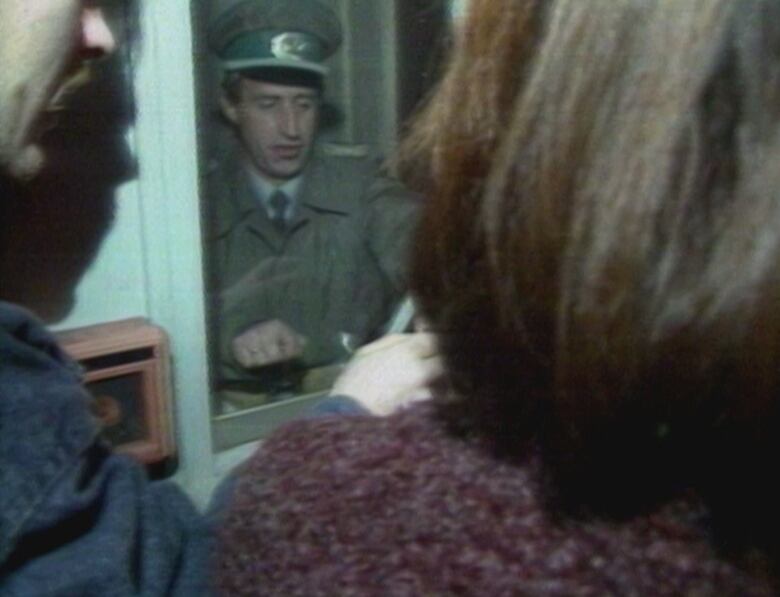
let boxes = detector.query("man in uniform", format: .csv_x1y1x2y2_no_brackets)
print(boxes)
207,0,421,400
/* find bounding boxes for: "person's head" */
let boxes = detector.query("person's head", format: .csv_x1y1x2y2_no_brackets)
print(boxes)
209,0,341,183
402,0,780,548
0,1,130,322
0,0,116,182
220,71,321,184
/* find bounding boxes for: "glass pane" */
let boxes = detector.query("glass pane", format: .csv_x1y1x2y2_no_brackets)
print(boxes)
195,1,450,444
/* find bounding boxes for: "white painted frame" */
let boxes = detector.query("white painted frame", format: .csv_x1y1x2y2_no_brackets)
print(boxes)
133,0,215,507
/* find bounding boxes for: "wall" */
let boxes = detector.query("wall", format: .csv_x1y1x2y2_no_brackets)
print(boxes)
332,1,399,155
51,0,215,506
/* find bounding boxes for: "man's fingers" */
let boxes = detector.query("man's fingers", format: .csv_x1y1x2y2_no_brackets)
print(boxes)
232,321,307,368
273,328,305,361
235,344,258,368
415,355,445,382
236,344,266,368
276,330,295,358
408,333,439,359
354,332,439,360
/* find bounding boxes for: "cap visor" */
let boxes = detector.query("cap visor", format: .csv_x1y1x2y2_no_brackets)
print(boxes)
223,58,328,76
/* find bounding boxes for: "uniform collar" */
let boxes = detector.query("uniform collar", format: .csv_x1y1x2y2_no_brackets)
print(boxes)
225,146,358,222
245,165,302,203
244,164,302,221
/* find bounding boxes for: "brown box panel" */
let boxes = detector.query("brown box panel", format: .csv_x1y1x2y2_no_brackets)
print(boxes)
56,318,174,465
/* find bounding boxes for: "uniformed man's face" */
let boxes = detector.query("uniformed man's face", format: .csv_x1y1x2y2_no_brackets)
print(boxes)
222,78,320,184
0,0,116,182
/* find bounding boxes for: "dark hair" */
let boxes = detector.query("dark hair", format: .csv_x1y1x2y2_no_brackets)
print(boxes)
221,67,324,103
401,0,780,561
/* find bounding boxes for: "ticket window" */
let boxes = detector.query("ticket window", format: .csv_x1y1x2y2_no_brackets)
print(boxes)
193,1,451,450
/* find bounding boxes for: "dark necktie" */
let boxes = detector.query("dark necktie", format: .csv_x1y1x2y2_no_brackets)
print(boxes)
269,189,289,232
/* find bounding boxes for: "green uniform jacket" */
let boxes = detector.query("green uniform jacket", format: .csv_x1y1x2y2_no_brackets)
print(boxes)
206,146,421,389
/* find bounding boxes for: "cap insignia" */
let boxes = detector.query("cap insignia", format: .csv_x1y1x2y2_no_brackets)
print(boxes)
270,32,318,62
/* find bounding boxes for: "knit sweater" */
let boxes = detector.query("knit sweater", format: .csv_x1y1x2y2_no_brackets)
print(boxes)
215,403,773,596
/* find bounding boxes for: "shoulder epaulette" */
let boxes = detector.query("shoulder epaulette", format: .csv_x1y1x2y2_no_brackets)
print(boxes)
320,142,371,159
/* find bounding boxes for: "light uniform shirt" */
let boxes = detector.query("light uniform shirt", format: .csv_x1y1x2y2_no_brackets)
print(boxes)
246,166,302,224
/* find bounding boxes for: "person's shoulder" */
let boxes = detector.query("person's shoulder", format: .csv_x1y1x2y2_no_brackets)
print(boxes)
0,301,80,377
311,142,384,178
270,401,435,450
238,402,448,480
318,142,374,160
231,402,525,511
308,143,420,210
218,401,773,595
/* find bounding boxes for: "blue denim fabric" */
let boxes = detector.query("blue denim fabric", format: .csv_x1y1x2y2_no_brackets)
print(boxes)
0,302,211,596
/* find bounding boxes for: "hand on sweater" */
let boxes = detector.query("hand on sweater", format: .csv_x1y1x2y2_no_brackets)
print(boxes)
330,333,443,416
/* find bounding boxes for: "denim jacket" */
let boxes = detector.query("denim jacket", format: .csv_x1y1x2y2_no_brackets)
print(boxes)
0,302,210,596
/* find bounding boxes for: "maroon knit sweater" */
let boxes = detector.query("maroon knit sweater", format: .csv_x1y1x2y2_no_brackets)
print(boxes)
215,404,773,596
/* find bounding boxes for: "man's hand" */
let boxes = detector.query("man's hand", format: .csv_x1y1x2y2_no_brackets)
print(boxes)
331,333,444,416
231,319,307,368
